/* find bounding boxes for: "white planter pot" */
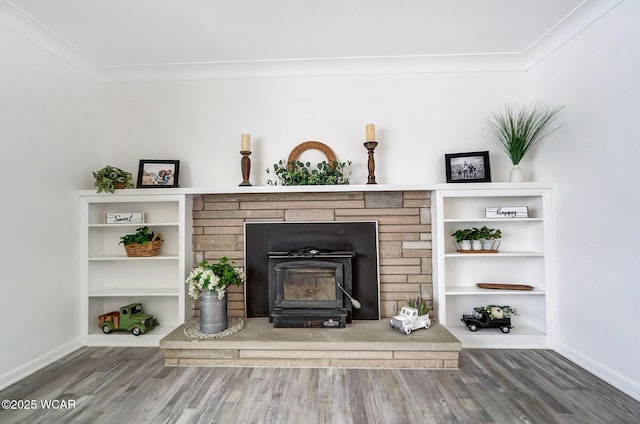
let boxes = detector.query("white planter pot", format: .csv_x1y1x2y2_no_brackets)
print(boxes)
459,240,472,250
509,165,525,182
482,239,495,250
471,240,483,250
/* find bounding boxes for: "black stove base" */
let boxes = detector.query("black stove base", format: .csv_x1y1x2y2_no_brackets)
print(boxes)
271,308,347,328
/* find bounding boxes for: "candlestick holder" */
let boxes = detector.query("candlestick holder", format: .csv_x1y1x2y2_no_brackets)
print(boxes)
239,151,252,186
363,141,378,184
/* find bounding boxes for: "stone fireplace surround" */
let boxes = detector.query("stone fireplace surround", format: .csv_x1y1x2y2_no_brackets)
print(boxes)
161,186,460,369
191,189,432,319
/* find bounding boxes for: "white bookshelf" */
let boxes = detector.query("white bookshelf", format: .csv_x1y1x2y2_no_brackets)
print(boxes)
80,193,192,346
433,184,554,348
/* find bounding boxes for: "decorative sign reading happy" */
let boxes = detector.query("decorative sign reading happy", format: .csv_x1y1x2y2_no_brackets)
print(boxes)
485,207,528,219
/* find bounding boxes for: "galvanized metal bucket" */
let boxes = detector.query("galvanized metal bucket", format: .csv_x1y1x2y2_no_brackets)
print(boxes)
199,290,228,334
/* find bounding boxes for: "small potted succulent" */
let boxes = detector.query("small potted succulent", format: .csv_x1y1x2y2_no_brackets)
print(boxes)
93,165,134,193
407,296,432,316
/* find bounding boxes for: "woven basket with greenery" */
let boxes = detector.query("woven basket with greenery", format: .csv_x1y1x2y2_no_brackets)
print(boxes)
120,227,163,257
124,234,162,257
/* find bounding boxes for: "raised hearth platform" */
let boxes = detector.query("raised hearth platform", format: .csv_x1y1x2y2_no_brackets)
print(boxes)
160,318,461,369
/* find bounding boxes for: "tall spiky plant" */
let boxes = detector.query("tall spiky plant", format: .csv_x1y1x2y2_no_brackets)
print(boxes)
488,103,564,165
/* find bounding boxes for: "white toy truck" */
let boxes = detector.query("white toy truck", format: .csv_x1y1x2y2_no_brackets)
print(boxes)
390,306,431,334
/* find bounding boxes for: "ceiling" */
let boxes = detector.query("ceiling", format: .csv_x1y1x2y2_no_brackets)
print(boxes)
0,0,622,81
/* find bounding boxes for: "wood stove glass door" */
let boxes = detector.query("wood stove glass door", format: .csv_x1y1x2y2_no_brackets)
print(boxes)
274,261,343,309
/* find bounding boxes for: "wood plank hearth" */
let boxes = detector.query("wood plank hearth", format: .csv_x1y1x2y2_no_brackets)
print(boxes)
160,318,461,369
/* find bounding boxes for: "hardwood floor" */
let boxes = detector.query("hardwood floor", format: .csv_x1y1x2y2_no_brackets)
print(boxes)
1,347,638,424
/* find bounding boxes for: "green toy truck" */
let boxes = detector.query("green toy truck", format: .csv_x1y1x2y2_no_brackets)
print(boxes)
98,303,159,336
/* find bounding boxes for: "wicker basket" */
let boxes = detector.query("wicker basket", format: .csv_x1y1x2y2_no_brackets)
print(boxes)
124,233,163,257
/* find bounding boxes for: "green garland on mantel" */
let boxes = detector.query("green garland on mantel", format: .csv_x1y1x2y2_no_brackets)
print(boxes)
266,160,352,186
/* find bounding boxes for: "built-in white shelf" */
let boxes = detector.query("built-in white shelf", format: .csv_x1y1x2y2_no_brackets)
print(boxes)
77,182,552,196
433,185,554,349
80,193,192,346
444,251,545,257
88,287,180,297
443,218,544,223
446,324,547,348
88,255,180,261
445,286,546,296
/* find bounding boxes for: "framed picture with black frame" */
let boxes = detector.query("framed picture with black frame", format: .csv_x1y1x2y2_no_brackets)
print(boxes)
137,160,180,188
445,151,491,183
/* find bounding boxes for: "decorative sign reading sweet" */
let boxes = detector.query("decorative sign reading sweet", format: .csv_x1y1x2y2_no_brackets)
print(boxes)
485,207,528,219
105,212,144,224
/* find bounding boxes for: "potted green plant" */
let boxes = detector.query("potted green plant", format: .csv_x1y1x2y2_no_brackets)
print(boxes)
487,102,564,182
478,225,502,250
266,160,351,186
119,226,162,257
468,227,483,250
452,228,476,251
185,257,246,334
93,165,134,193
407,296,432,316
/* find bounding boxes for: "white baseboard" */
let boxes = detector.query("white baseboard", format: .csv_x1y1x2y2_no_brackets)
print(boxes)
555,342,640,402
0,339,82,392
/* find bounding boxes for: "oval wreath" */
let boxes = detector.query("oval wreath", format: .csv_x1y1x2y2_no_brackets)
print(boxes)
287,141,337,170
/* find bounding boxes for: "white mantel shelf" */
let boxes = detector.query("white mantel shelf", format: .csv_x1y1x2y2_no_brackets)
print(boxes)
78,182,553,197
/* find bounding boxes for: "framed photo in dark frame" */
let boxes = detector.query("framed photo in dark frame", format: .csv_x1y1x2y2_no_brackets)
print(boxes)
137,160,180,188
445,151,491,183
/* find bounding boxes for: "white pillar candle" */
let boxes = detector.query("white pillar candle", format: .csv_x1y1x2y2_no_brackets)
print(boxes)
365,124,375,142
241,133,251,151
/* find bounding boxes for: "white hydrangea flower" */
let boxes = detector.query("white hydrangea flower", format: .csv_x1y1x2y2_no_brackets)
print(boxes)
216,285,227,300
185,258,244,300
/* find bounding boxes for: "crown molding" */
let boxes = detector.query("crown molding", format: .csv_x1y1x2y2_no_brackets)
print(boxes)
1,0,623,82
0,1,105,80
523,0,624,69
99,54,526,82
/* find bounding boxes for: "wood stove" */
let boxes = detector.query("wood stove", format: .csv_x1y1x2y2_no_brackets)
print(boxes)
244,221,379,321
268,249,355,328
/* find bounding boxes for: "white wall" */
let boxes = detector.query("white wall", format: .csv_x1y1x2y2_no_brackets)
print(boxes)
101,72,526,187
528,0,640,400
0,25,101,389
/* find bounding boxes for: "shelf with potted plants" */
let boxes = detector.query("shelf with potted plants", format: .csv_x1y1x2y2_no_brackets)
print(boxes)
433,185,553,348
447,224,544,258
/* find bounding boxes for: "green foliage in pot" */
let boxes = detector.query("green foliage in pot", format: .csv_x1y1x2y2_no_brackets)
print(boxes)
93,165,134,193
119,226,156,246
408,296,432,316
186,257,246,300
487,102,564,165
266,160,351,186
452,228,482,242
478,226,501,240
479,304,518,320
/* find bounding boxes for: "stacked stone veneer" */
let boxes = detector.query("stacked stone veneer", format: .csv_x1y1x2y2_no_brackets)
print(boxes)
191,190,432,319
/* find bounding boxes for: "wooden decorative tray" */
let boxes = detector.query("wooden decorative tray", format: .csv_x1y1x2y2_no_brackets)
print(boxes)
457,250,498,254
476,283,534,291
